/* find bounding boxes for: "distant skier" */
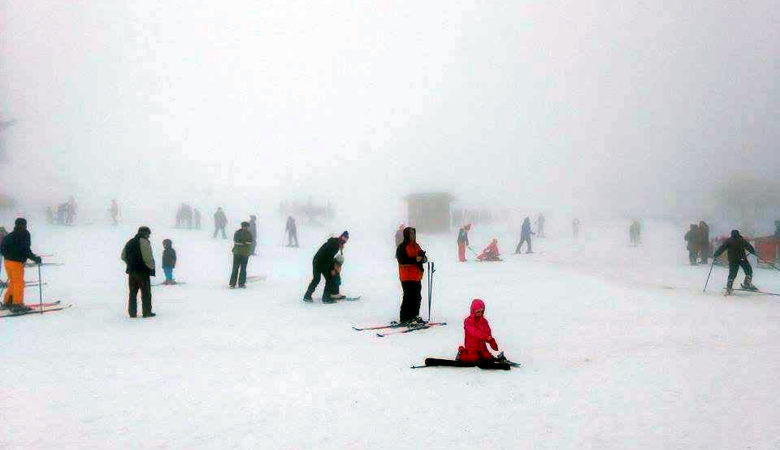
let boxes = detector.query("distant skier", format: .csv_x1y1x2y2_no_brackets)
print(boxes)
121,226,156,318
161,239,177,285
303,231,349,302
477,238,501,262
0,218,42,312
457,224,471,262
714,230,757,295
572,218,581,239
456,299,499,363
285,216,299,247
535,214,546,238
394,224,405,248
229,221,254,289
629,220,641,245
698,221,710,264
396,227,427,324
213,207,228,239
515,217,534,254
249,215,258,255
110,199,120,226
66,196,76,225
684,224,700,265
194,208,202,230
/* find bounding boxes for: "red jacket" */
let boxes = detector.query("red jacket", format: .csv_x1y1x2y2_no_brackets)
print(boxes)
463,299,498,352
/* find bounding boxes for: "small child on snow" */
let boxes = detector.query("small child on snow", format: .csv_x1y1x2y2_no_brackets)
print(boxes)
161,239,177,285
457,299,499,363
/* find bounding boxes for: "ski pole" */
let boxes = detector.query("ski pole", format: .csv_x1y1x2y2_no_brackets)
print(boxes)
703,258,715,293
755,254,780,272
38,262,43,314
426,262,432,322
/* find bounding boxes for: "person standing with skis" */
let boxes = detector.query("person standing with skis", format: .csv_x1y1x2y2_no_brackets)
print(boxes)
515,217,534,254
0,218,42,312
229,221,254,289
303,231,349,301
396,227,427,324
457,224,471,262
121,226,156,318
713,229,757,295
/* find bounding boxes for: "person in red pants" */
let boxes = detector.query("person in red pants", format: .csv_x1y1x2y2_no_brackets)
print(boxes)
456,298,499,363
457,224,472,262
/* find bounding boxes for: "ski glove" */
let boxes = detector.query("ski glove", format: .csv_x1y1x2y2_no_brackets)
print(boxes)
33,256,42,265
488,338,498,351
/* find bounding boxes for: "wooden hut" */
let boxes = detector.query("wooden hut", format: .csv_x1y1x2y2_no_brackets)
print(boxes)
404,192,453,234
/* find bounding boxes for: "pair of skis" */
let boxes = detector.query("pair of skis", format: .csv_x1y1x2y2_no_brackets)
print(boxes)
726,288,780,297
352,321,447,337
411,353,522,370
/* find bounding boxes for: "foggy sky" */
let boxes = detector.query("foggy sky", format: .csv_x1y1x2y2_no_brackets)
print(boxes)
1,1,778,219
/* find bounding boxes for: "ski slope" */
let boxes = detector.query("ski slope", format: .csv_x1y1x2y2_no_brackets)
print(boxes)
2,219,779,449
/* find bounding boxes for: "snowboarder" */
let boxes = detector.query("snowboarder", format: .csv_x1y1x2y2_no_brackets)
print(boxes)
0,218,42,312
684,224,700,265
213,207,228,239
457,224,471,262
110,199,120,226
698,221,710,264
303,231,349,302
161,239,177,285
394,224,405,248
477,238,501,262
456,299,499,363
713,230,757,295
229,221,254,289
535,214,546,238
121,226,156,318
515,217,534,254
396,227,427,324
194,208,202,229
249,215,258,255
285,216,298,247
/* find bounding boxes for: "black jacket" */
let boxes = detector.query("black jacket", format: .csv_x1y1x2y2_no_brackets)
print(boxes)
0,229,38,263
162,247,177,268
122,234,155,276
313,237,341,272
713,236,755,264
521,219,533,238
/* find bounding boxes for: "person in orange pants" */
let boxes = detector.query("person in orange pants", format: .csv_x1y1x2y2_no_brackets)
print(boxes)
457,224,471,262
0,218,42,312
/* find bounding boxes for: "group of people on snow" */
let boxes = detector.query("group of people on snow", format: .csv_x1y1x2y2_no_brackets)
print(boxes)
684,221,711,265
175,203,201,229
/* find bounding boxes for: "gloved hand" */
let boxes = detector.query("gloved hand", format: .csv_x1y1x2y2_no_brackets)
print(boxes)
33,256,42,265
150,270,156,277
488,338,498,351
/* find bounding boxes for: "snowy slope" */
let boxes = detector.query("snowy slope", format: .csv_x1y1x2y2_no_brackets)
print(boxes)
2,220,779,449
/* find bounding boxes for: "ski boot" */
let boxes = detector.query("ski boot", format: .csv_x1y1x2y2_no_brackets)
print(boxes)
302,295,314,303
741,277,758,291
10,304,32,313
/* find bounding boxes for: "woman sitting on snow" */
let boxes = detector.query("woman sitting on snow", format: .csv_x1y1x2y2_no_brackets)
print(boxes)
476,238,501,262
457,299,499,362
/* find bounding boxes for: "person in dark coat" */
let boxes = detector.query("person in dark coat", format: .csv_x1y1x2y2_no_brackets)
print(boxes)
285,216,299,247
121,226,156,318
396,227,427,323
698,221,710,264
515,217,534,254
161,239,177,285
713,229,757,294
1,219,41,312
774,220,780,237
213,207,228,239
303,231,349,302
249,215,258,255
684,224,700,265
229,221,254,288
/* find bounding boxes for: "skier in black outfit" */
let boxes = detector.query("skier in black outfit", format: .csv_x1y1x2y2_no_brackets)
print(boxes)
396,227,427,324
121,226,156,318
713,229,757,295
229,221,254,288
303,231,349,302
515,217,534,254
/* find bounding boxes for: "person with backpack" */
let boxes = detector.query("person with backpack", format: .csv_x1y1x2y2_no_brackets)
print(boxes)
121,226,156,318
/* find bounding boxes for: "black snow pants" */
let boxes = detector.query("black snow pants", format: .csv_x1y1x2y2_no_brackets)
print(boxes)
399,281,422,323
727,258,753,288
229,254,249,287
304,264,335,299
128,272,152,317
515,235,532,254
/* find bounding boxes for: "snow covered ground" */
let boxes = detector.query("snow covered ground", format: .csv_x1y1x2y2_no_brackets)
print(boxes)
2,218,780,449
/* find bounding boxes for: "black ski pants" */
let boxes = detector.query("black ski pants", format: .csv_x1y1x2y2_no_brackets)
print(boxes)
727,259,753,287
128,272,152,317
304,264,335,299
399,281,422,322
288,230,299,247
515,235,532,254
230,254,249,287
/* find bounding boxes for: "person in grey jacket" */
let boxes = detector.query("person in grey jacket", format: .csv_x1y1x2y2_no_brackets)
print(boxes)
121,226,156,318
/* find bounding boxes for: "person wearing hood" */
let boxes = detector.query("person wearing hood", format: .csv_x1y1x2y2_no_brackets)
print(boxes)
230,221,254,288
161,239,177,285
249,215,258,255
713,229,757,294
684,224,700,265
121,226,156,318
698,221,710,264
213,207,228,239
477,238,501,262
457,299,499,363
515,217,534,254
303,231,349,302
0,218,42,312
395,224,405,248
396,227,427,323
457,224,471,262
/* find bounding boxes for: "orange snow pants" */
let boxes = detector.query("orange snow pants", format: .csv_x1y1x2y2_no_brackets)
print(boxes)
458,243,466,262
3,260,25,306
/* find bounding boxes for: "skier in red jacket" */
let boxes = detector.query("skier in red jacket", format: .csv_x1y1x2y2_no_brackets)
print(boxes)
457,298,499,362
